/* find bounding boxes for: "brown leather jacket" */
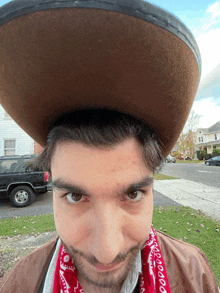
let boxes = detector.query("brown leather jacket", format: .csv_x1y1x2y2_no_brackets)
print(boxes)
0,230,218,293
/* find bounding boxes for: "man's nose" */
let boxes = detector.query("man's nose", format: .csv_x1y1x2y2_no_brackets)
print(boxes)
88,203,124,265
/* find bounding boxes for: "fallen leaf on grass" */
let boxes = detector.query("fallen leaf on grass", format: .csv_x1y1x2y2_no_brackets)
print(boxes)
174,208,183,213
196,230,200,233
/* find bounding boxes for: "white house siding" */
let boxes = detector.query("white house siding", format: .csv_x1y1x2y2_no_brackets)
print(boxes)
197,132,220,144
196,121,220,154
0,105,34,156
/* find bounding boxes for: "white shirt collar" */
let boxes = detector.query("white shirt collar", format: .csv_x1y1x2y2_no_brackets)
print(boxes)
119,250,142,293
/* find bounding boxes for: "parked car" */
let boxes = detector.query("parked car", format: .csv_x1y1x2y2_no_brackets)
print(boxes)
165,155,176,163
0,154,50,207
185,156,192,160
205,156,220,166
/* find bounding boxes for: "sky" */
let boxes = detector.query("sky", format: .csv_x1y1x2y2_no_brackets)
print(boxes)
0,0,219,128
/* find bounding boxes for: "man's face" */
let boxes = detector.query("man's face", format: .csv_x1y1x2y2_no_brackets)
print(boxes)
51,138,153,291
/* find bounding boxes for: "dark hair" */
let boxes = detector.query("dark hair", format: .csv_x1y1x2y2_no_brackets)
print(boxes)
36,109,164,174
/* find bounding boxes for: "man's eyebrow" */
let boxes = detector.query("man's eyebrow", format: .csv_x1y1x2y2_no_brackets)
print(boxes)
51,179,89,195
51,175,154,196
122,176,154,195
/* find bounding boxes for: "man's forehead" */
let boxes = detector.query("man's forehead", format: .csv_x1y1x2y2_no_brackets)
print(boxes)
51,137,144,162
51,139,153,189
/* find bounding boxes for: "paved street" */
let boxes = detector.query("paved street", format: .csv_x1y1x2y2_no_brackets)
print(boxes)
161,162,220,188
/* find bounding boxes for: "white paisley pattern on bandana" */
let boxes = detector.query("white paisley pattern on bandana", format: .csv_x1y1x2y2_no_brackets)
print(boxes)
140,228,171,293
53,227,171,293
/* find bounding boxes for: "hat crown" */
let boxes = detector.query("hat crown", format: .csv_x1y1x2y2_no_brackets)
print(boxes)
0,0,201,156
0,0,201,74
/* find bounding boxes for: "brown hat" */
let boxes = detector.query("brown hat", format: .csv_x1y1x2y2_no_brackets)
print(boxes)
0,0,201,156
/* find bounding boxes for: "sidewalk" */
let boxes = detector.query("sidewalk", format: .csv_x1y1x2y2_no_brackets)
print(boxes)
154,179,220,221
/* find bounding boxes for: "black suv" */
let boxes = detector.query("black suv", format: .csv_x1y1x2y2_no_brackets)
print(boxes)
0,155,50,207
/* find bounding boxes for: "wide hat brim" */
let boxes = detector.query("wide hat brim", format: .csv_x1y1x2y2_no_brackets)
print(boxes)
0,0,201,156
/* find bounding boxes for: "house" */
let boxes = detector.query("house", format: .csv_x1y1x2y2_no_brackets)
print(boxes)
196,121,220,154
0,105,34,156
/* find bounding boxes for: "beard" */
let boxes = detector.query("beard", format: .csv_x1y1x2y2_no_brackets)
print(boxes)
61,239,146,291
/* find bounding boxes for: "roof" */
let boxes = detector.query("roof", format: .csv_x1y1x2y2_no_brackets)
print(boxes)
199,121,220,134
196,139,220,146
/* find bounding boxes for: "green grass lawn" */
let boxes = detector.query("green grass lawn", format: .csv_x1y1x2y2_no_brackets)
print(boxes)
154,173,178,180
176,159,202,164
153,206,220,286
0,214,56,236
0,206,219,285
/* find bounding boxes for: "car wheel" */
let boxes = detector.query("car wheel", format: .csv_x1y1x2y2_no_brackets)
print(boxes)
205,162,210,166
10,185,36,207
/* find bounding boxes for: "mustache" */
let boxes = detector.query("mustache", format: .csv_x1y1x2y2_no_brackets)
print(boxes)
61,240,146,266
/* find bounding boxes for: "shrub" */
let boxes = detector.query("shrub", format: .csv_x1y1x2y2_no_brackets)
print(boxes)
203,154,212,160
212,148,220,157
197,150,206,160
172,151,182,160
186,154,194,160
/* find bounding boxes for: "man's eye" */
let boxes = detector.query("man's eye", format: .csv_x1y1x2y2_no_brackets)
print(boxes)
66,193,84,203
126,190,144,201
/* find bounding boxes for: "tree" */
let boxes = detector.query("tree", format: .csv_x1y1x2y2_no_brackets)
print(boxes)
183,110,201,133
175,110,201,160
176,132,192,160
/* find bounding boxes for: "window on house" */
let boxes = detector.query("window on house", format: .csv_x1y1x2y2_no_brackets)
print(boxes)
200,137,203,142
199,137,200,142
4,139,16,155
215,134,217,140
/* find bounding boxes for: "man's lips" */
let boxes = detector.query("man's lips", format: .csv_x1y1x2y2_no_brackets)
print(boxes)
93,261,124,271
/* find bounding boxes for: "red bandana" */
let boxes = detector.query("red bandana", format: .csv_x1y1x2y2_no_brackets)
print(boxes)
53,227,171,293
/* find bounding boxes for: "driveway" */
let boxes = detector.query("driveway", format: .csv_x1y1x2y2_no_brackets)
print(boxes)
0,192,53,219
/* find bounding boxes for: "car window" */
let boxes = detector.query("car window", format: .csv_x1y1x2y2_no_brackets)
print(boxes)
0,157,40,174
0,159,20,173
24,158,41,172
